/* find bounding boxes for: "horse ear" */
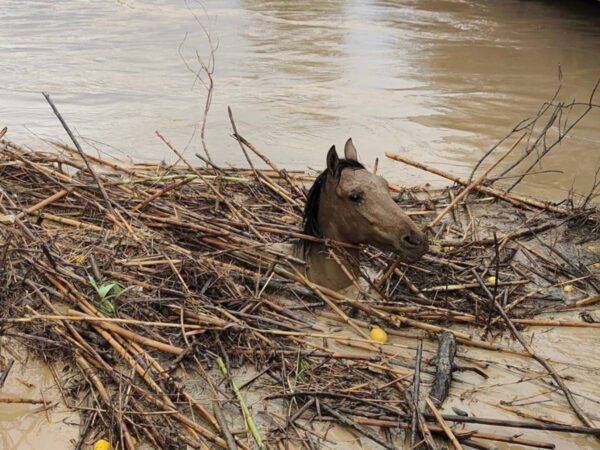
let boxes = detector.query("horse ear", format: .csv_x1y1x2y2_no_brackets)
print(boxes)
344,138,358,161
326,145,339,175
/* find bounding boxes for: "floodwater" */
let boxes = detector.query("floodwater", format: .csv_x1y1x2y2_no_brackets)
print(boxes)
0,354,79,450
2,1,600,449
1,0,600,201
3,308,600,449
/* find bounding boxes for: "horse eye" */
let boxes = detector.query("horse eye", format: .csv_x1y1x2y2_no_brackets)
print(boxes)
348,192,363,203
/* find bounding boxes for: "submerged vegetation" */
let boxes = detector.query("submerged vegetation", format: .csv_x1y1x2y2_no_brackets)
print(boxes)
1,87,600,449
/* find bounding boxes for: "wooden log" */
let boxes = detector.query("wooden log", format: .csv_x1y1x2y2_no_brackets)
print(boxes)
429,331,456,407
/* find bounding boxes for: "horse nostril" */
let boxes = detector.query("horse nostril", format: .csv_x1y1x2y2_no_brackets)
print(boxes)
402,232,423,248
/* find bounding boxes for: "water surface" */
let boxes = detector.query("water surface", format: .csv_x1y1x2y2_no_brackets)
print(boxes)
2,0,600,199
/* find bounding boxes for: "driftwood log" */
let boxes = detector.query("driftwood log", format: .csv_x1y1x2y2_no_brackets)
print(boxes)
429,331,456,407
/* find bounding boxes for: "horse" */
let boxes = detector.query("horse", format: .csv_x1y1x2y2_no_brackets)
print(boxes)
291,138,428,291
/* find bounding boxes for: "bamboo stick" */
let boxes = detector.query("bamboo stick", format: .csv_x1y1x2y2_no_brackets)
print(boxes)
425,397,463,450
428,133,525,229
216,357,265,450
386,152,573,215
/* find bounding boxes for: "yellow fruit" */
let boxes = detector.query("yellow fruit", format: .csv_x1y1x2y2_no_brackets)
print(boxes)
488,276,497,285
429,239,442,253
587,245,599,254
370,326,388,344
563,284,574,293
72,254,86,264
94,440,111,450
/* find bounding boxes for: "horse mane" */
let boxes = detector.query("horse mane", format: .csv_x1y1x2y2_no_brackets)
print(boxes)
302,158,365,238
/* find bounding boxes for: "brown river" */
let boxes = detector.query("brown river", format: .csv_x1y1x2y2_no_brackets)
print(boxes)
2,0,600,199
1,0,600,449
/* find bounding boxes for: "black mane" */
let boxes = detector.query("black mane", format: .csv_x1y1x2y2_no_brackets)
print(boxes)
303,158,365,238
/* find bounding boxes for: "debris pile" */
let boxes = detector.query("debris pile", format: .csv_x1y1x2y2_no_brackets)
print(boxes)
1,88,600,449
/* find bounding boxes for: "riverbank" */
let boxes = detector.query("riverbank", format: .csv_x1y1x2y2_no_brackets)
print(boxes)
1,119,600,448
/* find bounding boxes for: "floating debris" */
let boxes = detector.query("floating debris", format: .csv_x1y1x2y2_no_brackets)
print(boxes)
1,86,600,448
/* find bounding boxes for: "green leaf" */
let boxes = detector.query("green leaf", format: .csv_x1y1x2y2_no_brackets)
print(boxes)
294,352,307,384
111,283,123,296
88,275,99,293
98,298,116,316
97,283,117,300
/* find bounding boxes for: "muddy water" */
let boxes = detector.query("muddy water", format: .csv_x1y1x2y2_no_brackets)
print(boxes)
3,316,600,449
0,353,79,449
2,0,600,200
313,309,600,449
2,1,600,448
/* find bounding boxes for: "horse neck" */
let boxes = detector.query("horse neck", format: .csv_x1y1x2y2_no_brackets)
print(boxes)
300,240,360,291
